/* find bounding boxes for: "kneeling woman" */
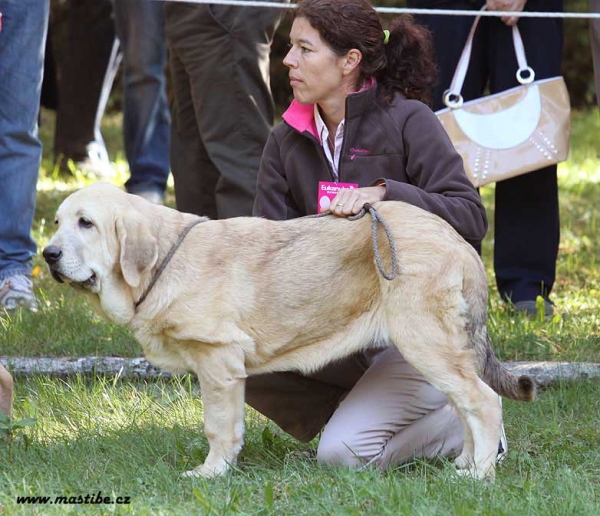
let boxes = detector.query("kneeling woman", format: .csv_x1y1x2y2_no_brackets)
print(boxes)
246,0,491,469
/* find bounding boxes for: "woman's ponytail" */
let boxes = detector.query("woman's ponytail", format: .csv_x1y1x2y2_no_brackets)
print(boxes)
377,16,437,106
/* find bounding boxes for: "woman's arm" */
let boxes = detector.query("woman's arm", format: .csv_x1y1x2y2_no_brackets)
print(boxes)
379,103,488,245
253,132,301,221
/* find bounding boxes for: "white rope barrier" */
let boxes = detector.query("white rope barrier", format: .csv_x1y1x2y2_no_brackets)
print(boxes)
157,0,600,19
377,7,600,19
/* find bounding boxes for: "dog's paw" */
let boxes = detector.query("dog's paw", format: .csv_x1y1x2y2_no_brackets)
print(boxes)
454,466,475,478
454,464,496,483
453,453,472,470
181,462,230,479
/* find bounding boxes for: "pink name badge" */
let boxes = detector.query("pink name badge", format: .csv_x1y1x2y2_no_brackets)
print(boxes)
318,181,359,213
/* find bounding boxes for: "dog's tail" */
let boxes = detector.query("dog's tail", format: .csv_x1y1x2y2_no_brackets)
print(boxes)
479,332,536,402
461,246,536,402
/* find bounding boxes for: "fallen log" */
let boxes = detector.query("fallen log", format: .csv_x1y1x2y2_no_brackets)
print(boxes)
1,357,599,387
0,356,168,378
504,361,600,387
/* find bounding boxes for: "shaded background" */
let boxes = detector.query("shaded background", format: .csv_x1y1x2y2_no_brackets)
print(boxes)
41,0,596,118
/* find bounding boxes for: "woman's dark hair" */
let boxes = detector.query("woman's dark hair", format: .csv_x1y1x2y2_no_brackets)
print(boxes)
295,0,437,105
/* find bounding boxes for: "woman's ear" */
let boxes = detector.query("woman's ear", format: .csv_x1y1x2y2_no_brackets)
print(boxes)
342,49,362,76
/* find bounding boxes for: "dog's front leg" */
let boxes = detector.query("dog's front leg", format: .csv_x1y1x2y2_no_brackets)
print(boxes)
182,348,247,479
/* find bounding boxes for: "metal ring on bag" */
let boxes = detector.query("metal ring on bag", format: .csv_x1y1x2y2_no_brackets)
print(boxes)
516,67,535,85
443,90,464,109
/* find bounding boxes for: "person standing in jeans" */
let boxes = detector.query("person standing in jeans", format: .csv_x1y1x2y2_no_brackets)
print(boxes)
407,0,563,316
113,0,170,204
164,1,288,219
0,0,49,311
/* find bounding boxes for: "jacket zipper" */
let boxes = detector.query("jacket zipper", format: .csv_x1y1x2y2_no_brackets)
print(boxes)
283,120,345,183
302,131,338,183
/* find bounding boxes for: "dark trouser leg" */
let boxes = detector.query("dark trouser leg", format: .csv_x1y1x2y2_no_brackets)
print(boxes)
53,0,118,161
494,169,559,302
489,0,563,302
114,0,170,197
164,3,282,219
167,45,220,218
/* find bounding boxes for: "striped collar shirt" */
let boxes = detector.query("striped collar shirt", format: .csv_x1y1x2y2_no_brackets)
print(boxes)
314,104,345,180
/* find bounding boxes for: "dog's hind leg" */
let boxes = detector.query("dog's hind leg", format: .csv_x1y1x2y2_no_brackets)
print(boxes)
182,347,247,478
452,379,501,480
453,412,474,471
386,293,501,481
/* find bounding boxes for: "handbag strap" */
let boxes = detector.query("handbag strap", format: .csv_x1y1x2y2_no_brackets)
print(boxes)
443,6,535,108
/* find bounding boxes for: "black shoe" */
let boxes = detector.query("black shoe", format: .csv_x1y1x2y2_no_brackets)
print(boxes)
514,299,554,317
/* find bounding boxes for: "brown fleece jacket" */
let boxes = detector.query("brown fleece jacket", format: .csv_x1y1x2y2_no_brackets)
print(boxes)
254,82,487,248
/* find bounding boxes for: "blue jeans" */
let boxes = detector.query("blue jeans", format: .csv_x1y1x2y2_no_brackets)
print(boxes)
113,0,170,196
0,0,49,279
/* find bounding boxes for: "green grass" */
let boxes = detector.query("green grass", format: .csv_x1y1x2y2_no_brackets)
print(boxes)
1,377,599,515
478,110,600,363
0,109,599,514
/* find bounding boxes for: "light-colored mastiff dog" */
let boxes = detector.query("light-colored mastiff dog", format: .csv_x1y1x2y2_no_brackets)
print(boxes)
43,182,534,481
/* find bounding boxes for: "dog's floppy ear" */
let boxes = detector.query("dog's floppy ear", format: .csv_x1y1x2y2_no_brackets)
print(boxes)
116,213,158,288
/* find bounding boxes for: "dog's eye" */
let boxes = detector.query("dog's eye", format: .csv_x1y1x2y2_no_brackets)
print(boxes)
78,217,94,229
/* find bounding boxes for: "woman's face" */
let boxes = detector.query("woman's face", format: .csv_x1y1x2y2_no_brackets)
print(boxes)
283,17,353,106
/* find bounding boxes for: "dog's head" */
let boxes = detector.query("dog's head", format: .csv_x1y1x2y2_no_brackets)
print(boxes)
43,182,159,324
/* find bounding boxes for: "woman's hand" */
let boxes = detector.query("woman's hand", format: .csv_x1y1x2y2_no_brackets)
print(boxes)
486,0,527,26
329,185,386,217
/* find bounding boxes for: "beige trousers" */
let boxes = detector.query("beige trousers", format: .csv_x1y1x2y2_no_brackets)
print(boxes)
317,347,464,470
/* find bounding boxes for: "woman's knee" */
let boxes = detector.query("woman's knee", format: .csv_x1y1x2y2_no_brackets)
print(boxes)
316,431,378,468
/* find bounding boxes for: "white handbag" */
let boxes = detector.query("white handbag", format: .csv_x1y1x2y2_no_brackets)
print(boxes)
435,10,571,188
